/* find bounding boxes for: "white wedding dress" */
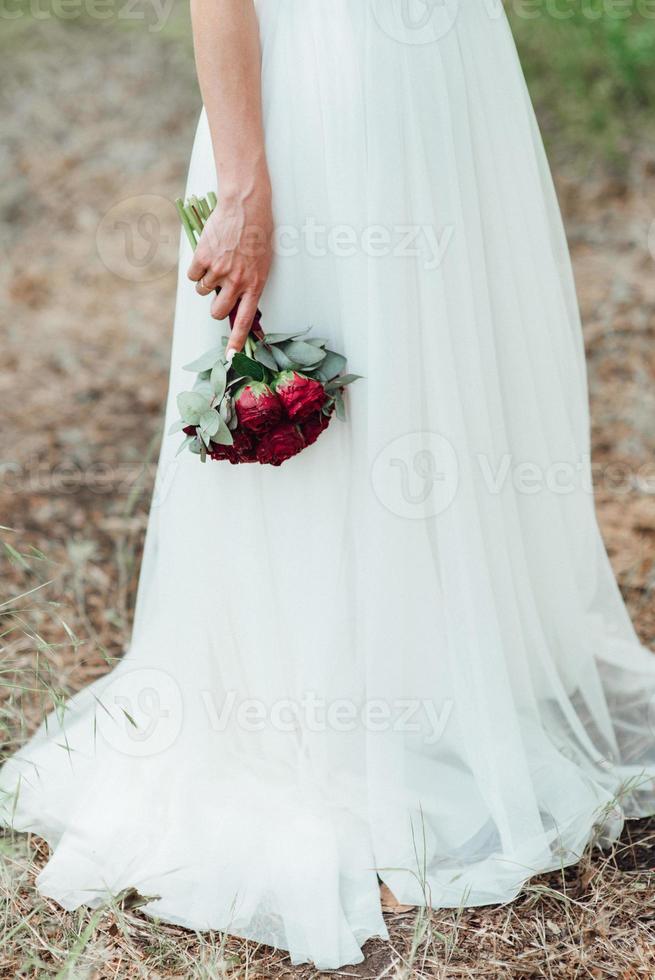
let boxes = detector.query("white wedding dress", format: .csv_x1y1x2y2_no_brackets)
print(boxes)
2,0,655,969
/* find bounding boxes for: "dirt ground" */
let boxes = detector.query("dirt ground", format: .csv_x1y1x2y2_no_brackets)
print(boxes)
1,13,654,980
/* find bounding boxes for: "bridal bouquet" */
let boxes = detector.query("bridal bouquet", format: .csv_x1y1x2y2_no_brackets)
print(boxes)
170,193,359,467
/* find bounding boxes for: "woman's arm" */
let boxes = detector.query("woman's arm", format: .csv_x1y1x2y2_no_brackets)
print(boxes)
187,0,273,356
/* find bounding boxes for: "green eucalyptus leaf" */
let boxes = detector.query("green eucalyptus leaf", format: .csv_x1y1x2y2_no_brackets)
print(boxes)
183,346,225,373
314,350,347,381
253,343,278,371
263,328,310,344
188,437,203,456
199,409,221,438
271,346,295,371
176,434,195,457
212,416,234,446
280,340,327,368
177,391,212,424
334,390,346,422
168,419,185,435
219,396,234,424
210,360,227,400
193,379,214,398
325,373,362,390
300,358,328,373
306,337,328,348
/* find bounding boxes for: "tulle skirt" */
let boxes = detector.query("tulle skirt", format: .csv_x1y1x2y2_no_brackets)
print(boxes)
2,0,655,969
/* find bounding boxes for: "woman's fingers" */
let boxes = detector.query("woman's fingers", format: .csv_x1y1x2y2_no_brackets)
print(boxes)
226,293,260,357
195,277,213,296
210,283,240,322
196,262,228,295
187,251,208,283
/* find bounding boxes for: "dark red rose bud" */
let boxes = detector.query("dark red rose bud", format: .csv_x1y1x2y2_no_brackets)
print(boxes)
256,423,305,467
183,425,197,436
234,381,283,434
210,430,257,465
272,371,327,422
300,410,332,448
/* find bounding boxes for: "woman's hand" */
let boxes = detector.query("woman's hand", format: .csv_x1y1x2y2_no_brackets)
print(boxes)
187,182,273,356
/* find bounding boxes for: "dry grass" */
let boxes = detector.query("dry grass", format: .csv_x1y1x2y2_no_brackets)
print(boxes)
2,8,655,980
1,768,654,978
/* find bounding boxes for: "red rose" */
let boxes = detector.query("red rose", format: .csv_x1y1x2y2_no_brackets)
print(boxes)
300,410,331,448
209,444,231,462
183,425,197,436
210,430,257,465
272,371,327,422
234,431,258,463
235,382,283,434
256,423,305,467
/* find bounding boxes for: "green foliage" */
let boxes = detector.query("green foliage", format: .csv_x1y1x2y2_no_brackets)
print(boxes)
509,1,655,167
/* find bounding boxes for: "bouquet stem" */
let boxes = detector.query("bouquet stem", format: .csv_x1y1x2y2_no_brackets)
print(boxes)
175,192,265,341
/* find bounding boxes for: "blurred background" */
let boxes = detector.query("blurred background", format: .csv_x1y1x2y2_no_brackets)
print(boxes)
1,3,654,976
